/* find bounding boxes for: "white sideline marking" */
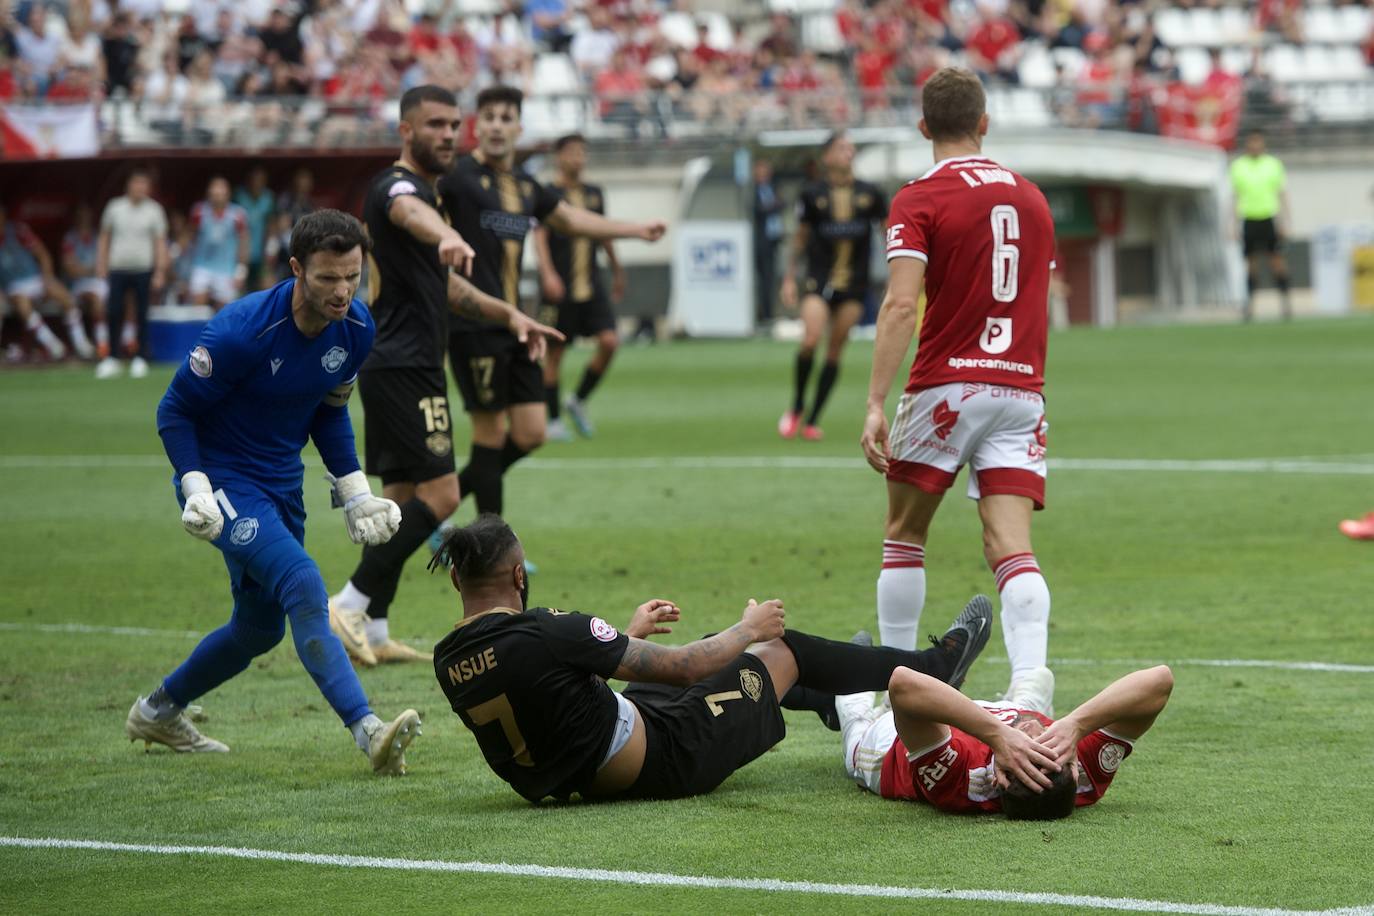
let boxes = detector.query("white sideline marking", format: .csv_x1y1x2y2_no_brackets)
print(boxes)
3,454,1374,476
0,837,1366,915
1,619,1370,674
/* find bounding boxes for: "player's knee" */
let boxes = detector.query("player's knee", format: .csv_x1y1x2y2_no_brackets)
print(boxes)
512,429,545,452
887,666,922,701
421,477,461,519
597,331,619,354
274,563,328,617
229,613,286,656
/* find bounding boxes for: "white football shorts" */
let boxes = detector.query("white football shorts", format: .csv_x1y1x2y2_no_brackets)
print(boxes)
886,382,1048,508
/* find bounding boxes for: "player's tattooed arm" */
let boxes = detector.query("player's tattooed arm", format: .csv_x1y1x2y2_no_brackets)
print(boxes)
612,599,785,686
446,272,494,321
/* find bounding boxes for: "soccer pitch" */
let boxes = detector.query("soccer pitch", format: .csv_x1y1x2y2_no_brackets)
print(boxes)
1,319,1372,915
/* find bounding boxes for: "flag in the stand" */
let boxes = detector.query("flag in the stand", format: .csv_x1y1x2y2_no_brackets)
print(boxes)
0,104,100,160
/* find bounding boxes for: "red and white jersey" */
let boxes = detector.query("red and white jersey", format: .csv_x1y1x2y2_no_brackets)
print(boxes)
885,155,1056,394
879,705,1134,814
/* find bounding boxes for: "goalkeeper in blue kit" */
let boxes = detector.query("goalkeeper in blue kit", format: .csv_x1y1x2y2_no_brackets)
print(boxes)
125,209,422,775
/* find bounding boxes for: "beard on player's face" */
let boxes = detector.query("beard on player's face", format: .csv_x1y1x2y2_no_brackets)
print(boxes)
412,135,454,175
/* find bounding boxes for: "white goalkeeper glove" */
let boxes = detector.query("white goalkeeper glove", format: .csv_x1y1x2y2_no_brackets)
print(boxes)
326,470,402,546
180,471,223,541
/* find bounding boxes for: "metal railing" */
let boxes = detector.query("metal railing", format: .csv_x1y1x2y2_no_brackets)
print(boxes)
86,80,1374,154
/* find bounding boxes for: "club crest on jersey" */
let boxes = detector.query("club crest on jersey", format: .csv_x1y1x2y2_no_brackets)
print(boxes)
1098,742,1125,774
979,318,1013,355
739,668,763,702
590,617,619,642
321,347,348,373
229,517,259,546
387,180,418,198
189,346,212,378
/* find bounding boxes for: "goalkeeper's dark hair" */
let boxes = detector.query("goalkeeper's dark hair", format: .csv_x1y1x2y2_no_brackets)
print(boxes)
1001,764,1078,821
427,514,521,582
289,208,371,266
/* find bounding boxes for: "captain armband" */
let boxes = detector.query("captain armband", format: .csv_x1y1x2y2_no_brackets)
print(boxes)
323,378,355,408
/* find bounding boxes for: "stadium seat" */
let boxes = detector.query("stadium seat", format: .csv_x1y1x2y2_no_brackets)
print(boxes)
1174,47,1210,85
1217,6,1252,45
1017,43,1056,89
801,14,843,54
1264,44,1306,83
1049,46,1085,76
1153,7,1190,47
1185,8,1224,48
1329,45,1370,81
658,11,699,48
1005,89,1053,128
1303,6,1343,43
456,0,503,14
1337,4,1372,41
532,54,580,95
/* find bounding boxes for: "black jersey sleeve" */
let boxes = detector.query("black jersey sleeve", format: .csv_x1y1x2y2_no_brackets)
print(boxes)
533,609,629,678
533,179,563,223
584,185,605,216
864,183,889,224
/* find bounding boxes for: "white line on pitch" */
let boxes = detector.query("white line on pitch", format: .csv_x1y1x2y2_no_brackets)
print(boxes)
0,837,1365,915
3,454,1374,475
1,620,1369,674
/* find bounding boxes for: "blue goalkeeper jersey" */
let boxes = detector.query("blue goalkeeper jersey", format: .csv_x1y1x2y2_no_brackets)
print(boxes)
157,279,375,495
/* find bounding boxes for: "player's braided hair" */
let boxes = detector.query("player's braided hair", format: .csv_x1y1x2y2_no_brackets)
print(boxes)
427,514,520,582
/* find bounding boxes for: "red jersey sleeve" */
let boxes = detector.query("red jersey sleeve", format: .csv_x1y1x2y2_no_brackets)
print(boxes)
907,729,1000,813
1073,729,1134,806
885,183,934,264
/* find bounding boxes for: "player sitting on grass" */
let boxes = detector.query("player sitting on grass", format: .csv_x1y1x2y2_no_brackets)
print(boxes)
429,514,994,803
837,664,1173,817
125,209,421,775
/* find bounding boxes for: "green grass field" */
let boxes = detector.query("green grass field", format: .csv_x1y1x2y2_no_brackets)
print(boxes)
1,318,1372,915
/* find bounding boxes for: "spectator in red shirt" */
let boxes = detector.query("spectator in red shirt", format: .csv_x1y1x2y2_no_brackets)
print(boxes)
691,22,722,67
409,12,443,58
595,47,647,132
1075,30,1123,125
854,35,895,109
965,6,1022,83
1201,47,1241,97
46,62,101,102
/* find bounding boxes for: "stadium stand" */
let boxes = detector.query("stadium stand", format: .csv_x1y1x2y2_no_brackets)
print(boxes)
1,0,1371,152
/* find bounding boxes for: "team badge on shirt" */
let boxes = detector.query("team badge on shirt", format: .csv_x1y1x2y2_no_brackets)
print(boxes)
229,517,259,546
388,180,418,198
189,346,213,378
589,617,618,642
739,668,763,702
321,347,348,373
1098,742,1125,773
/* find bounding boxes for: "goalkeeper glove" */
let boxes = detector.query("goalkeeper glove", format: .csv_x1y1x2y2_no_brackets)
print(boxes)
326,470,402,546
180,471,223,541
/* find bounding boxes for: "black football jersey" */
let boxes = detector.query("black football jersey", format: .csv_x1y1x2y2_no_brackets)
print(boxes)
797,179,887,294
433,606,629,802
545,182,606,304
437,154,561,330
361,164,450,370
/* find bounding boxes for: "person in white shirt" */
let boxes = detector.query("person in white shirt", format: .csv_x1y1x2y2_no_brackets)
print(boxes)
96,167,170,379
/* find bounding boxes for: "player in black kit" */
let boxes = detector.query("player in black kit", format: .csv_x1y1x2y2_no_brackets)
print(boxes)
532,134,626,441
778,132,887,442
328,85,562,668
430,515,993,803
436,86,665,524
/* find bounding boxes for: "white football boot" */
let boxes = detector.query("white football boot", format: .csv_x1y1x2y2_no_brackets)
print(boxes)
366,709,422,776
126,698,229,753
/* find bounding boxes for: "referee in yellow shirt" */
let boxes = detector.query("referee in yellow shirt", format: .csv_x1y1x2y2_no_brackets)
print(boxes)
1230,130,1292,321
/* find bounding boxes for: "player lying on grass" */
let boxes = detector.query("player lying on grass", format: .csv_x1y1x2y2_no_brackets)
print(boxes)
837,664,1173,818
125,209,421,775
428,515,999,803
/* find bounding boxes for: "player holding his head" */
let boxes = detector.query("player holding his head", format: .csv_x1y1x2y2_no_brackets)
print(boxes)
436,86,665,523
328,85,561,667
861,67,1058,712
127,209,421,774
429,515,996,803
778,131,887,441
533,133,626,441
836,664,1172,818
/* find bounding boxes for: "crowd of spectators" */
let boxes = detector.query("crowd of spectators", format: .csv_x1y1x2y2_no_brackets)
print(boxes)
0,0,1371,141
0,165,317,365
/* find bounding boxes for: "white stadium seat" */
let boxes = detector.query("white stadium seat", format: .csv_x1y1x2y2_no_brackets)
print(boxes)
801,14,843,54
1185,7,1223,48
1175,47,1211,85
1017,43,1056,89
531,54,581,95
1264,44,1306,83
1303,7,1343,43
1153,7,1190,47
1337,4,1372,40
1216,6,1252,45
658,11,698,48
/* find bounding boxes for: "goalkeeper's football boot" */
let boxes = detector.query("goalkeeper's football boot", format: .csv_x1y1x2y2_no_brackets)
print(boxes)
126,699,229,753
1338,511,1374,541
372,640,433,664
366,709,422,776
328,597,377,667
1006,666,1056,717
933,594,994,692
